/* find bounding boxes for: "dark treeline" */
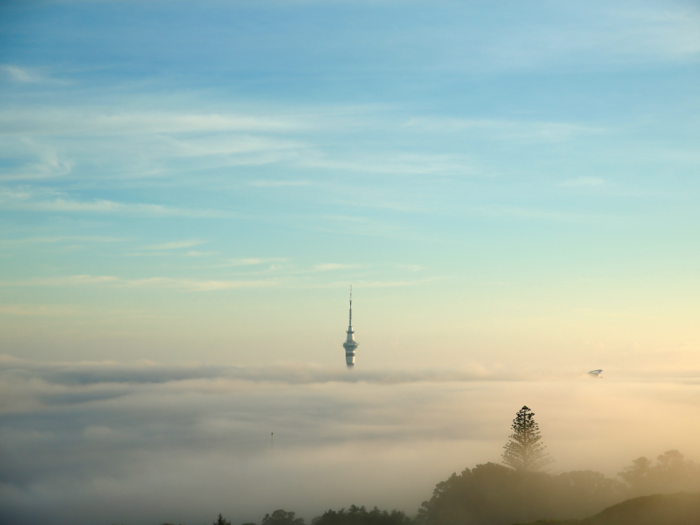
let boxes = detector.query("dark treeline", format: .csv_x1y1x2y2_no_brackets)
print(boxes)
180,507,412,525
312,505,412,525
416,450,700,525
190,451,700,525
161,408,700,525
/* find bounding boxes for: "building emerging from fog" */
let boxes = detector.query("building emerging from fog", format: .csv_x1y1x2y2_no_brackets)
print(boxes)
342,287,358,368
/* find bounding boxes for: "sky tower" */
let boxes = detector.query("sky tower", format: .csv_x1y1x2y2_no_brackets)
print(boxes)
343,286,358,368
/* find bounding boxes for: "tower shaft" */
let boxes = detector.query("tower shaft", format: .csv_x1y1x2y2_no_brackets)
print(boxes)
342,286,358,368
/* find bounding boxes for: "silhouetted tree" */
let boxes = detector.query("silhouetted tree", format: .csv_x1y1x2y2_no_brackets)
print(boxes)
618,456,653,493
555,470,624,515
418,463,555,525
502,406,554,472
214,514,232,525
313,505,412,525
417,463,622,525
261,509,305,525
618,450,700,496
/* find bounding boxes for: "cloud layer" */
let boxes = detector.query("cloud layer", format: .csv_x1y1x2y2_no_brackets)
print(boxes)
2,357,700,525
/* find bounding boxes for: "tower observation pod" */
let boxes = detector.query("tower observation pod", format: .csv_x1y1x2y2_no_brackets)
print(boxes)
342,286,358,368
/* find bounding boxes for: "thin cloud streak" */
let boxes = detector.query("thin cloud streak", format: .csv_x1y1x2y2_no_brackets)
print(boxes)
481,2,700,70
310,277,445,289
0,271,438,291
0,304,80,316
142,240,207,251
0,65,67,84
218,258,289,267
249,180,312,187
403,117,606,142
0,108,302,136
0,189,229,217
0,236,128,245
313,263,365,272
469,205,618,224
558,177,606,187
0,275,276,292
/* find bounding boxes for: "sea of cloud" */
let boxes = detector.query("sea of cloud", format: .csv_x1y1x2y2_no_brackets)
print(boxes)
1,355,699,525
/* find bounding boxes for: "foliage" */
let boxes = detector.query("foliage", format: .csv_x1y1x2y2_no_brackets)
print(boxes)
312,505,412,525
261,509,305,525
417,463,624,525
511,521,580,525
156,449,699,525
213,514,232,525
417,449,700,525
618,450,700,496
502,406,554,472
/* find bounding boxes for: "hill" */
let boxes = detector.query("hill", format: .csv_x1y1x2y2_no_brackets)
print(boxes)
513,492,700,525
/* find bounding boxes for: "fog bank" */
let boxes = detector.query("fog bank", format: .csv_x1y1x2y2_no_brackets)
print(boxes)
1,356,699,525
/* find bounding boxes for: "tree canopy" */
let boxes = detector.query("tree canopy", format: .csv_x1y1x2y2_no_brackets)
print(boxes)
214,514,232,525
312,505,412,525
618,450,700,496
417,448,700,525
417,462,625,525
261,509,306,525
502,406,554,472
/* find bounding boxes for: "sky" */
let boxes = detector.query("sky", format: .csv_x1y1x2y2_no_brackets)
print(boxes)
1,0,700,523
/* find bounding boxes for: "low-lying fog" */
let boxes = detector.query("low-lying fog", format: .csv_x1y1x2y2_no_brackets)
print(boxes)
1,355,699,525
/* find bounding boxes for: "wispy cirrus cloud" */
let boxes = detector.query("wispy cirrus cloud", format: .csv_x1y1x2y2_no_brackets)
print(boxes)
142,240,207,251
0,108,302,136
469,205,615,224
313,277,443,289
404,117,605,143
480,2,700,70
557,177,606,187
0,304,80,316
301,151,480,177
0,119,314,185
0,65,66,84
394,264,422,272
0,188,228,217
313,263,364,272
24,197,225,217
0,236,128,245
0,275,275,292
0,139,73,181
0,275,120,286
221,258,288,267
248,180,312,187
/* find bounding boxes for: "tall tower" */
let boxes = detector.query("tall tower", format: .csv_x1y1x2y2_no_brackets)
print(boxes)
342,286,358,368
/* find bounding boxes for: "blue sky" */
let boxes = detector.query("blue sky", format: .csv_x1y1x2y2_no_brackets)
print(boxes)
2,0,700,368
2,2,700,524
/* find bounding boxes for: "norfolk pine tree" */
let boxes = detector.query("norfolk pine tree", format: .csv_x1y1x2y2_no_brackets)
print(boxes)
502,406,554,471
213,514,232,525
